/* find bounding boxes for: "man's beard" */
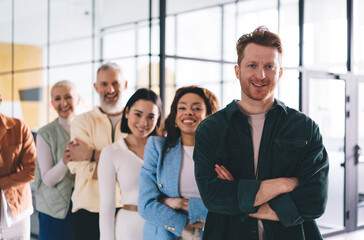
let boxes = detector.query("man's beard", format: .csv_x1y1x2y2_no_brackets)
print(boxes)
99,95,123,114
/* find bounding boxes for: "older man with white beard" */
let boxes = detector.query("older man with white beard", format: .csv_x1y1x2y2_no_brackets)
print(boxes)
66,62,127,240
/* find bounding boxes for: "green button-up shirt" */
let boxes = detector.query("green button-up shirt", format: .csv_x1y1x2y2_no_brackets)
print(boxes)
194,100,329,240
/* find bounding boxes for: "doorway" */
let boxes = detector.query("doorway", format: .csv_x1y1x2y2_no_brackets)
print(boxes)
302,71,347,235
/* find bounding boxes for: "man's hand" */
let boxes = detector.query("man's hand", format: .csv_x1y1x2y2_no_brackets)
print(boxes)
185,219,204,229
254,177,299,207
68,138,92,162
160,197,189,212
160,197,205,229
249,203,279,221
214,164,298,213
215,164,235,181
214,164,298,208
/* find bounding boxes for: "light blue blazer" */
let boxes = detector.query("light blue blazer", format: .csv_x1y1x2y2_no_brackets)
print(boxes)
138,136,207,240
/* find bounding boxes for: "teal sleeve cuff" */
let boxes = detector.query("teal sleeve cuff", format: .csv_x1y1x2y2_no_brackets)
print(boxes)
237,179,261,213
269,193,303,227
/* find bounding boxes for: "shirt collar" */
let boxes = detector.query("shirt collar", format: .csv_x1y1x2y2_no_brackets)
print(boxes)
0,113,16,130
226,98,288,121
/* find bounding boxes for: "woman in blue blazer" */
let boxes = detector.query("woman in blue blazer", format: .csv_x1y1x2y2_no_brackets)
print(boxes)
138,86,219,239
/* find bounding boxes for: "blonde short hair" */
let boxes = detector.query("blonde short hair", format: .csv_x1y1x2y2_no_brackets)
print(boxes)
51,80,78,97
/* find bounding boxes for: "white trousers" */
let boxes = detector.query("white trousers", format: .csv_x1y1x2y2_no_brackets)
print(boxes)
0,216,30,240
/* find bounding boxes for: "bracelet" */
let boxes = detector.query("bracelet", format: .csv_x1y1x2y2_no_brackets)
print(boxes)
90,149,96,162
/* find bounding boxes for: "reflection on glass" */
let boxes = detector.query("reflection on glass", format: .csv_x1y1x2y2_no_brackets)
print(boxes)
166,16,176,56
137,22,150,56
358,81,364,225
167,0,233,15
0,0,13,73
13,71,47,130
176,7,221,60
353,0,364,75
49,39,92,66
14,0,47,70
359,82,364,162
151,19,160,55
222,81,241,107
136,57,151,89
96,0,149,29
164,84,176,115
276,70,299,110
309,78,345,234
164,58,177,114
223,3,237,63
237,0,278,35
304,0,347,73
50,0,92,42
175,59,220,86
103,26,136,59
222,64,240,107
280,0,299,68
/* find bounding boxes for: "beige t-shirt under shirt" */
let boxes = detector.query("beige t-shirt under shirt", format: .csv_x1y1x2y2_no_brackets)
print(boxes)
248,112,266,240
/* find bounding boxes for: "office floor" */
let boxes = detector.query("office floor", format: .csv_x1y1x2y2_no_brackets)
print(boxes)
325,228,364,239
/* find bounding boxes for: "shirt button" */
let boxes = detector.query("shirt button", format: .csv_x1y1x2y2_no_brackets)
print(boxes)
164,225,168,229
158,184,163,188
172,228,175,231
168,227,172,230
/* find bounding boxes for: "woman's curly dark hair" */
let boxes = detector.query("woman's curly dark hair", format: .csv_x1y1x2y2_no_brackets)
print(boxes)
163,85,219,151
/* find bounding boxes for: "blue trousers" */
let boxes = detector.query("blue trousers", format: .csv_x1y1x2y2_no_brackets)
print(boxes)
38,205,72,240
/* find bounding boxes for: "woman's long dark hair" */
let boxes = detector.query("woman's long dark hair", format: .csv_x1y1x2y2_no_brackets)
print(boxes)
162,86,219,159
120,88,163,136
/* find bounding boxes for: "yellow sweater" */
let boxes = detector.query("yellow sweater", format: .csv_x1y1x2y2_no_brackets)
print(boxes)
68,106,124,213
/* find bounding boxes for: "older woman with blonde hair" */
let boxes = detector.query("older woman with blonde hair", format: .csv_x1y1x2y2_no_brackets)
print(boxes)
35,80,79,240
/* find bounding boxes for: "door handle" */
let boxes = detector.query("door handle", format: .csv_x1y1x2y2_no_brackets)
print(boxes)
355,144,362,165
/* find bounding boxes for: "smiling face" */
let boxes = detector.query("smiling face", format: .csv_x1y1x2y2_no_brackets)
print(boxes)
125,99,160,139
94,69,125,114
175,93,207,139
51,86,78,119
235,43,283,105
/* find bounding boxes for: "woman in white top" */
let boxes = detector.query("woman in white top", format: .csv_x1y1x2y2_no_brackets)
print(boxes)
98,88,162,240
35,80,79,240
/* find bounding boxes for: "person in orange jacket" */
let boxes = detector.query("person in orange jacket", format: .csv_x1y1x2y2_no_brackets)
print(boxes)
0,92,36,240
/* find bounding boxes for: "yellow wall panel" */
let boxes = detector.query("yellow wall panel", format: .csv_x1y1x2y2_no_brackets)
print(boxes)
0,75,12,100
0,42,44,130
14,44,43,70
0,42,12,73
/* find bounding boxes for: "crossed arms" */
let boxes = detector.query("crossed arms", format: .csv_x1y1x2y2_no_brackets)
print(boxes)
215,164,299,221
194,123,328,227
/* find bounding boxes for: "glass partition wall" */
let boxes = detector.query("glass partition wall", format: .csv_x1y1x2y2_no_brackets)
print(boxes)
358,80,364,226
0,0,363,238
